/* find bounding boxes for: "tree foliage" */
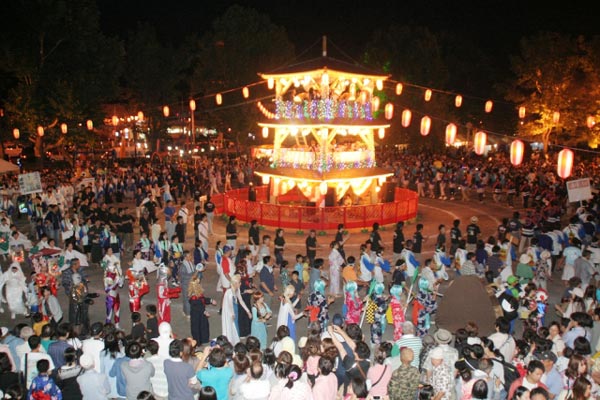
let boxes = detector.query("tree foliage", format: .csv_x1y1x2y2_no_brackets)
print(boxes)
0,0,123,157
505,32,600,150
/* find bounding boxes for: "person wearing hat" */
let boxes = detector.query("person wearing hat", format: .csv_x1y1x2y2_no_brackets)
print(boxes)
77,353,111,400
423,329,459,374
465,217,481,253
536,350,562,398
515,254,534,284
426,346,453,400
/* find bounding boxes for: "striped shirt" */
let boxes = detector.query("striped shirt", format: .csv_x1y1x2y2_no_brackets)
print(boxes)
391,334,423,368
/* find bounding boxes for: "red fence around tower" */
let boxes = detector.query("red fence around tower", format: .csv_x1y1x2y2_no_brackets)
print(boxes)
211,186,418,230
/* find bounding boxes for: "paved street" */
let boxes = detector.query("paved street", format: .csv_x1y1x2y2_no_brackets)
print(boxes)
0,193,566,345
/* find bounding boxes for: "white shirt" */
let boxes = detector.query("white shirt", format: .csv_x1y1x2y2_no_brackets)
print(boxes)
488,332,515,363
82,338,105,373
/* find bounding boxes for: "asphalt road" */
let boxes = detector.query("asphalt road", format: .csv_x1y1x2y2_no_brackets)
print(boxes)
0,194,566,345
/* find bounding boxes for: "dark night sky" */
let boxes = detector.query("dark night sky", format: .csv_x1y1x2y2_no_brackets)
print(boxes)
98,0,600,64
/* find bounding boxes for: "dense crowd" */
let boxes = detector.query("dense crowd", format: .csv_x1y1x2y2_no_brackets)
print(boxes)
1,150,600,400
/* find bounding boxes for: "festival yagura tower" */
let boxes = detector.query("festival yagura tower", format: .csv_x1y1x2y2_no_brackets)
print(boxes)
255,44,394,207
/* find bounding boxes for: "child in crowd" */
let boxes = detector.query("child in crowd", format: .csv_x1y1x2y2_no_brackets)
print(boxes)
131,311,145,339
145,304,158,339
290,271,305,311
28,359,62,400
294,254,304,282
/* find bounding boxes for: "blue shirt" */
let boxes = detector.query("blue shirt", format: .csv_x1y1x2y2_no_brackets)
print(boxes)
109,356,130,397
260,267,275,293
544,366,563,397
197,366,233,400
48,339,71,369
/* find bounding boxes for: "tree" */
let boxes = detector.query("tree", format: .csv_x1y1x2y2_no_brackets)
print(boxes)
0,0,123,162
190,5,295,148
505,32,600,151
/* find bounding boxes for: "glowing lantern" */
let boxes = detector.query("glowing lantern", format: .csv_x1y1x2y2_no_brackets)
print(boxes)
189,99,196,111
510,140,525,166
37,126,44,137
384,103,394,120
267,77,274,89
587,116,595,128
455,95,463,108
424,89,432,102
262,175,270,185
445,123,457,145
376,79,383,91
262,127,268,138
557,149,574,179
552,111,560,124
401,109,412,127
60,123,68,134
319,182,328,195
163,106,170,117
12,128,19,139
86,120,93,131
242,87,249,99
518,106,526,119
137,111,144,121
216,93,222,105
485,100,493,113
420,116,431,136
473,131,487,155
112,115,119,126
371,96,380,111
378,128,385,139
395,83,403,95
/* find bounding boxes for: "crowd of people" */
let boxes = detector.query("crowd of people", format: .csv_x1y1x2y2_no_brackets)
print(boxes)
0,149,600,400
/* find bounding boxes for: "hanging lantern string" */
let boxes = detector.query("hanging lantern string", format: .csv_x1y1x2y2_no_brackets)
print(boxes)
202,94,276,113
384,78,515,106
394,101,600,156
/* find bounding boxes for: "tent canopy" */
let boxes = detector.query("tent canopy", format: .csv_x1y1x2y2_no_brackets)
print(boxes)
0,159,19,175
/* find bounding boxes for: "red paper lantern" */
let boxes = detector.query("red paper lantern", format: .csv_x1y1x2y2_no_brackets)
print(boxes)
395,83,403,95
401,109,412,127
445,123,457,145
384,103,394,120
455,95,463,108
510,140,525,166
424,89,432,102
420,116,431,136
474,131,487,155
557,149,574,179
518,106,526,119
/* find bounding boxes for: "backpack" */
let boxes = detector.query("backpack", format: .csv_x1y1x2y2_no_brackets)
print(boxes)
493,357,520,392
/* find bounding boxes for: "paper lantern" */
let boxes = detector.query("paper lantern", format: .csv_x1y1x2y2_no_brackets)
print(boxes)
420,116,431,136
474,131,487,155
137,111,144,121
455,95,463,108
376,79,383,91
216,93,222,105
587,116,595,129
12,128,19,139
384,103,394,120
401,109,412,127
424,89,432,102
267,77,274,89
163,106,170,117
112,115,119,126
371,96,380,111
60,123,68,134
518,106,526,119
262,127,268,138
552,111,560,124
557,149,574,179
510,140,525,166
395,83,403,95
86,120,93,131
37,126,44,137
485,100,493,113
189,99,196,111
319,182,328,195
262,175,270,185
242,87,249,99
378,128,385,139
445,123,457,145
